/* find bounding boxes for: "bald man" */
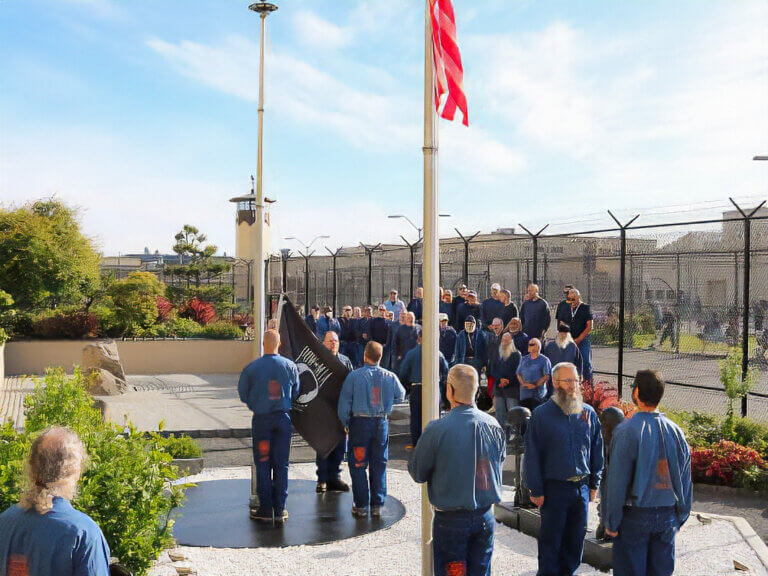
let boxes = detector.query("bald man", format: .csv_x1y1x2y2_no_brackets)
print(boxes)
238,329,300,523
0,427,111,576
409,365,506,576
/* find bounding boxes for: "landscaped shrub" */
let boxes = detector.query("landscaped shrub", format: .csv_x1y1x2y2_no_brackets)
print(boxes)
0,289,13,344
107,271,166,331
731,418,768,457
201,320,243,340
164,317,203,338
180,298,216,325
232,312,253,327
666,411,724,448
581,381,636,418
154,433,202,459
156,295,173,322
30,309,99,339
0,368,187,575
691,440,768,488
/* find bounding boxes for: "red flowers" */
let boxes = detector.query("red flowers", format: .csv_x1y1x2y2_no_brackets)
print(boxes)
581,381,637,419
691,440,768,485
155,296,173,321
180,298,216,325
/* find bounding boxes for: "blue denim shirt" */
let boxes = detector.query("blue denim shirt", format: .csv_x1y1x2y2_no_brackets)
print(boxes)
516,354,552,401
409,405,506,511
383,299,407,322
238,354,300,415
316,316,342,340
520,298,551,338
605,412,692,531
337,364,405,427
398,344,449,387
522,399,604,497
0,498,110,576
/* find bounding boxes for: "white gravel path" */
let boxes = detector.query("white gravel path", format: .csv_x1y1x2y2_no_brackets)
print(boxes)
151,464,768,576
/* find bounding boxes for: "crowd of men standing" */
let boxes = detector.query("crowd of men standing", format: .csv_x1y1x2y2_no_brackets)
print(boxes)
0,281,692,576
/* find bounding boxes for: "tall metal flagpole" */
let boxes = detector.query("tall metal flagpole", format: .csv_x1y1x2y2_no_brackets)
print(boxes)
248,0,277,512
421,0,439,574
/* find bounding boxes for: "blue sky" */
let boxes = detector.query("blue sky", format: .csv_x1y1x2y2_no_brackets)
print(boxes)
1,0,767,256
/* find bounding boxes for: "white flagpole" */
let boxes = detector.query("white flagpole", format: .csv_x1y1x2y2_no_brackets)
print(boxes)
421,0,440,574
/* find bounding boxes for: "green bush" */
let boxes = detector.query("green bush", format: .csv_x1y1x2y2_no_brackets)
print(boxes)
0,289,13,344
0,368,187,575
201,320,243,340
737,465,768,492
666,411,724,448
163,317,203,338
107,272,166,332
732,418,768,457
155,434,202,459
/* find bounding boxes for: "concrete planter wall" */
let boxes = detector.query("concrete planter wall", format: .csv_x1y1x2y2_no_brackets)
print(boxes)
5,339,255,376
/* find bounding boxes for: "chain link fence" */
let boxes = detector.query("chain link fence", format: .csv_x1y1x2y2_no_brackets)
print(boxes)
261,208,767,419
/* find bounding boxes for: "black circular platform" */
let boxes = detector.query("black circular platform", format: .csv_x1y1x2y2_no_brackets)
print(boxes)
172,479,406,548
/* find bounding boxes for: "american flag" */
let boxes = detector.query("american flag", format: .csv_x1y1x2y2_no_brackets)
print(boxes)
429,0,469,126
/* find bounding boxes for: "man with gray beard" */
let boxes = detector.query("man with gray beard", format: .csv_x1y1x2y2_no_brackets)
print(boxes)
491,332,522,433
543,322,583,398
523,363,604,576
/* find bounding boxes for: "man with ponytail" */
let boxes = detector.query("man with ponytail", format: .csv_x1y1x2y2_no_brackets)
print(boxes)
0,426,110,576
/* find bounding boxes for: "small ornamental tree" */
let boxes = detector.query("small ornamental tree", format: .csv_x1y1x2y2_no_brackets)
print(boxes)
107,272,166,332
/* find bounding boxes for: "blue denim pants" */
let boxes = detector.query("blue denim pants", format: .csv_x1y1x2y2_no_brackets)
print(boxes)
433,507,495,576
316,436,347,483
538,480,589,576
578,338,593,382
612,506,678,576
347,416,389,508
251,411,292,515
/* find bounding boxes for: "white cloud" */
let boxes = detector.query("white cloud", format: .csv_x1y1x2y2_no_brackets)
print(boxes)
146,35,524,181
293,11,353,50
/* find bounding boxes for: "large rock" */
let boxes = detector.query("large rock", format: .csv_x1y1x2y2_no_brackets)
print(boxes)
82,340,127,395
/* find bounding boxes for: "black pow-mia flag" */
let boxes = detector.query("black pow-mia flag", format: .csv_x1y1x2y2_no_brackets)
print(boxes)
277,296,348,459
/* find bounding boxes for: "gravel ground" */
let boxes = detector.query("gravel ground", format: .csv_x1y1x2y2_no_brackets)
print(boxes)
151,464,768,576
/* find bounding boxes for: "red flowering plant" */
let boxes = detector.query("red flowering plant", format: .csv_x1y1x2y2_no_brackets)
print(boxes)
691,440,768,486
156,296,173,322
180,298,216,325
580,380,637,419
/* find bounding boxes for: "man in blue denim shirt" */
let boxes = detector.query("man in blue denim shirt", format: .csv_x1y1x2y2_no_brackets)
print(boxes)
409,364,506,576
604,370,692,576
523,362,604,576
399,331,449,447
516,338,551,410
238,329,300,523
338,341,405,517
0,427,111,576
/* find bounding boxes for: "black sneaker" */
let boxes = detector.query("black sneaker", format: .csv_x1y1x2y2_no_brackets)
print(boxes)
351,506,368,518
275,510,289,524
250,508,272,522
371,506,383,517
326,478,350,492
316,482,327,493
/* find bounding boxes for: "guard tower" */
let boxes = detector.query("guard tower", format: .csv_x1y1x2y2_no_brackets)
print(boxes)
229,184,272,262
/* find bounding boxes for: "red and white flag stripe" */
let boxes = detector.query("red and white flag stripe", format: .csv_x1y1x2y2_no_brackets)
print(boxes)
429,0,469,126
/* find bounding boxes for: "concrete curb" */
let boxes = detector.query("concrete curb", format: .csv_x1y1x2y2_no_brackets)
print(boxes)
693,482,767,498
701,512,768,569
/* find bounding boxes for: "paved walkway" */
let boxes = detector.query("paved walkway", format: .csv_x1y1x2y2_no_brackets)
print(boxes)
149,464,768,576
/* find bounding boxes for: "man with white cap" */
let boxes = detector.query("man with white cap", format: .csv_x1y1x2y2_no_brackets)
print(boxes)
383,289,407,324
439,312,457,365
